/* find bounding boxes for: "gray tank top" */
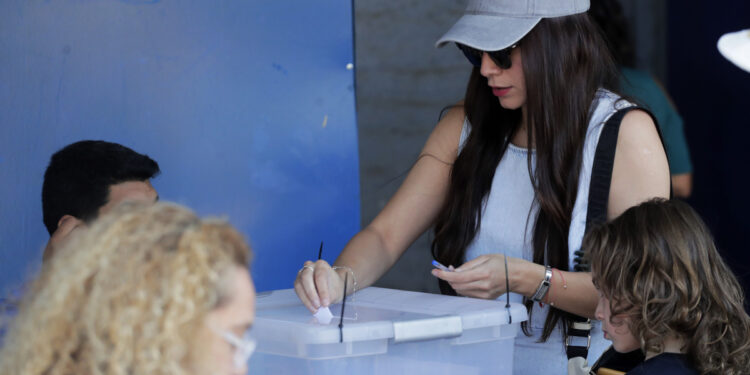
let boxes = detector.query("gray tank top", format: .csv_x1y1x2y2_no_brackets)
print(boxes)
459,89,634,373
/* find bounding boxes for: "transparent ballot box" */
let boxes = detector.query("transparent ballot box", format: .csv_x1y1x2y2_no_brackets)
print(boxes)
249,287,527,374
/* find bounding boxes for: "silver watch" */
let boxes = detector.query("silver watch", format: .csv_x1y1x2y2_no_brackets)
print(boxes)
530,266,553,302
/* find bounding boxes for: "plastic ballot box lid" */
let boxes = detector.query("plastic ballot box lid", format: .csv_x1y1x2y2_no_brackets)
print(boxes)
250,287,528,374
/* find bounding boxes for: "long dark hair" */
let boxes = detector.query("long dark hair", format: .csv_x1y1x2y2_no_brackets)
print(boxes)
431,13,618,341
588,0,636,67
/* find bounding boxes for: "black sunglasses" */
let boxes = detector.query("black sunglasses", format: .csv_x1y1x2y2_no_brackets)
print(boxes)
456,43,518,69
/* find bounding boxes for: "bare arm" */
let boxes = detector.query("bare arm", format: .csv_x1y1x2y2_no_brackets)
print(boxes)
433,255,604,318
568,108,670,317
294,105,465,312
607,109,671,218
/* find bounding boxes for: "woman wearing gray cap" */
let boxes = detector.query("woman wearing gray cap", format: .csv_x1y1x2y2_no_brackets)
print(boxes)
295,0,670,372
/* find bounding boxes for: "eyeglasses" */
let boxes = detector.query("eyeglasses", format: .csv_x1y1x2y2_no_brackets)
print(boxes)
456,43,518,69
213,328,257,370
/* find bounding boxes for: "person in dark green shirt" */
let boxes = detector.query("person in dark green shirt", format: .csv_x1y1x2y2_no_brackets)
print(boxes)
619,67,693,197
590,0,693,198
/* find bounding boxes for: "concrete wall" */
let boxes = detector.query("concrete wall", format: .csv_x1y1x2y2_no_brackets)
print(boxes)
355,0,469,293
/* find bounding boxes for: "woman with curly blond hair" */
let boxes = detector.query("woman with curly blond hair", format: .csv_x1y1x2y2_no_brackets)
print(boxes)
585,199,750,375
0,202,256,375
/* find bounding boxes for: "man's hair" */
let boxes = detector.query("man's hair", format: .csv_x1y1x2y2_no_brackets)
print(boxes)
41,140,160,235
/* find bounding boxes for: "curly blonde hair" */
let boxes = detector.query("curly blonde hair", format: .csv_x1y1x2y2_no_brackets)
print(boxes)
585,198,750,375
0,202,251,375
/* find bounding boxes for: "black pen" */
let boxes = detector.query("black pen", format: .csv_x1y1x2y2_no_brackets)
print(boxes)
339,272,348,343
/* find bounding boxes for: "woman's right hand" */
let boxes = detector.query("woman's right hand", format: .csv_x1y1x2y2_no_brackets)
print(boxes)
294,259,345,313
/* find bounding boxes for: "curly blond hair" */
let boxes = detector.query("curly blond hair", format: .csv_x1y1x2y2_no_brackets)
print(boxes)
0,202,251,375
585,199,750,375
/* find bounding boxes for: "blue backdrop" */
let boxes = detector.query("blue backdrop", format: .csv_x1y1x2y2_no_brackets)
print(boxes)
0,0,359,293
667,0,750,303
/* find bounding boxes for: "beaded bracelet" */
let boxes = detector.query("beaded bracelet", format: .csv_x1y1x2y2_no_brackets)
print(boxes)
546,268,568,307
332,266,358,297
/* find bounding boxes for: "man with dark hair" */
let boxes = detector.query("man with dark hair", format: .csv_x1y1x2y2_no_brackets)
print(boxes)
41,140,160,260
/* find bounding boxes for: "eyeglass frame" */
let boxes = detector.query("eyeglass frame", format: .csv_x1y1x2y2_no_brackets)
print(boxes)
211,327,257,370
456,42,519,70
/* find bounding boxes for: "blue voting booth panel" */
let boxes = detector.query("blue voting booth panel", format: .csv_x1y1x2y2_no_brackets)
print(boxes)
0,0,359,293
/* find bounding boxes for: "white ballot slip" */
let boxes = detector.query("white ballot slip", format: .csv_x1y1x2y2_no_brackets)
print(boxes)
313,306,334,324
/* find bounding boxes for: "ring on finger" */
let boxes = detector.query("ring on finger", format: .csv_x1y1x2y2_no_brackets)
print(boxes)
298,265,315,274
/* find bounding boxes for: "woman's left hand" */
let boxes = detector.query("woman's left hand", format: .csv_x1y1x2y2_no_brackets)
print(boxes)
432,254,530,299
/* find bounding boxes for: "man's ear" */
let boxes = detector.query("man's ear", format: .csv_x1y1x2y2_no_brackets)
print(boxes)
43,215,84,262
56,215,79,231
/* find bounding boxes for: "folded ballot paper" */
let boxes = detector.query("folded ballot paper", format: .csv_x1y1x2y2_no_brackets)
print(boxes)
313,306,334,324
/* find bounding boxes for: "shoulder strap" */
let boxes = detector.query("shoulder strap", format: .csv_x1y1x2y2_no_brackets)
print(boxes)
574,105,671,271
567,105,670,362
584,108,631,233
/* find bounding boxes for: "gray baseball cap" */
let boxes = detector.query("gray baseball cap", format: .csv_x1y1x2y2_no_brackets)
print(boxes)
436,0,590,51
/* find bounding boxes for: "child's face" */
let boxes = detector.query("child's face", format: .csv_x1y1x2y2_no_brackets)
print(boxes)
595,290,640,353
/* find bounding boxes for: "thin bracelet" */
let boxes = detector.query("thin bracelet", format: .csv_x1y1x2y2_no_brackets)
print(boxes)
332,266,358,297
547,268,568,307
556,268,567,290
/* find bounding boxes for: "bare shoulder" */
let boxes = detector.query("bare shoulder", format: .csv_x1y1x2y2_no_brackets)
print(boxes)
615,109,670,172
618,109,662,146
608,109,670,219
421,103,466,163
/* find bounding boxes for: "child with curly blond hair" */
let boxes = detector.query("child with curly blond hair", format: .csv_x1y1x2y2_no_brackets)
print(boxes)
584,199,750,375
